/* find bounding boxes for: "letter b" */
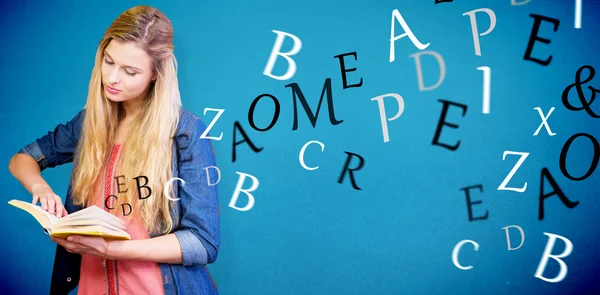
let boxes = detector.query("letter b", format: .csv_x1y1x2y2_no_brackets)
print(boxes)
263,30,302,81
534,232,573,283
229,172,260,211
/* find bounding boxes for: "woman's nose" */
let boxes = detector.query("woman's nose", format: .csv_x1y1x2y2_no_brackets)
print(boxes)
108,68,121,84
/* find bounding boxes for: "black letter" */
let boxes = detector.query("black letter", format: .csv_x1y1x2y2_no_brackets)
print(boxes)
248,94,280,131
435,0,453,3
523,14,559,66
432,99,467,151
121,203,132,216
334,52,363,89
539,168,579,220
104,195,117,210
285,78,343,130
337,151,365,190
460,184,488,222
115,175,128,193
232,121,263,162
134,175,152,200
560,133,600,181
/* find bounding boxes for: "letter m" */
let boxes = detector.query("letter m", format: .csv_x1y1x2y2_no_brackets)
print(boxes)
285,78,343,130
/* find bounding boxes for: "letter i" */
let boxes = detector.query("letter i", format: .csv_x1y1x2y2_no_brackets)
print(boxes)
476,66,491,114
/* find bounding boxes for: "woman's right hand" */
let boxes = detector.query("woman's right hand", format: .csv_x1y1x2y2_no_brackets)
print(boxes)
31,183,68,217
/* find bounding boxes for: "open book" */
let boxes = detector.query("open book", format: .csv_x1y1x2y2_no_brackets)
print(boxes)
8,199,131,240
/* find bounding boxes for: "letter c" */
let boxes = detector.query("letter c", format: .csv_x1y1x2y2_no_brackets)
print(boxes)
105,195,117,210
452,239,480,270
299,140,325,170
164,177,185,201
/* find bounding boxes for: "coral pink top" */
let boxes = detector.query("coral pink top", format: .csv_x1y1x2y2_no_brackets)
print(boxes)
78,143,165,295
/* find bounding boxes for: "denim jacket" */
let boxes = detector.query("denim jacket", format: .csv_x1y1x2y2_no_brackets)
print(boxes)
17,108,220,295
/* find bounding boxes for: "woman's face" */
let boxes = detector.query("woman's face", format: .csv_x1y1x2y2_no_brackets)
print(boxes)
101,39,156,104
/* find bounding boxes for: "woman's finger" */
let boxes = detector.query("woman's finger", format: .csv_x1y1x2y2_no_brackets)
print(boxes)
32,195,39,205
40,196,48,210
51,236,74,252
54,195,65,217
47,196,56,214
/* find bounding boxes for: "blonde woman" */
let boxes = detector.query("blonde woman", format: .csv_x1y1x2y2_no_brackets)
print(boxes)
8,5,220,295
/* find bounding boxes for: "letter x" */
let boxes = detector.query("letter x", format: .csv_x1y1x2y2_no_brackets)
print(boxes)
533,107,556,136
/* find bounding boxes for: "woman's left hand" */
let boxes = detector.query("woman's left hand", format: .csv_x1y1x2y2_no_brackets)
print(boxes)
50,235,108,258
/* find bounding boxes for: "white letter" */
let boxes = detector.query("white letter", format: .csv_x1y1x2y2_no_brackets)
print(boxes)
452,239,480,270
462,8,497,56
534,232,573,283
476,66,491,114
263,30,303,80
498,151,529,193
533,107,556,136
299,140,325,171
200,108,225,140
164,177,184,201
575,0,582,29
370,93,405,143
409,50,446,91
390,9,430,62
204,166,221,186
511,0,532,5
229,172,259,211
502,225,525,250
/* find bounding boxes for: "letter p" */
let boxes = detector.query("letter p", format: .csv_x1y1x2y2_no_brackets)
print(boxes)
462,8,497,56
370,93,405,143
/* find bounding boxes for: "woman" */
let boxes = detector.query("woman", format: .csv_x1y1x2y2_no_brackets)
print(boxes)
8,5,220,295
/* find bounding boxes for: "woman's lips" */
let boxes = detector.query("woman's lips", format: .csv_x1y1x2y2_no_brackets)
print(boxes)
106,85,121,94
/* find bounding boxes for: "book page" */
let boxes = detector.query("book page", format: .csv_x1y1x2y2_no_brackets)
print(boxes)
54,218,126,234
56,205,126,230
8,199,59,228
50,225,131,240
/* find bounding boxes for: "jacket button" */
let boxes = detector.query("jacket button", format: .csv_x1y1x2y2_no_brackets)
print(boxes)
67,277,72,282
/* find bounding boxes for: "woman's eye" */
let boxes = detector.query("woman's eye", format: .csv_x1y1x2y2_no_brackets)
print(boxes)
104,59,114,65
125,70,137,77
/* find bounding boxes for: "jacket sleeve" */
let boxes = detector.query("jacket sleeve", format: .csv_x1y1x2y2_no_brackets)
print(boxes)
173,118,220,266
17,109,86,171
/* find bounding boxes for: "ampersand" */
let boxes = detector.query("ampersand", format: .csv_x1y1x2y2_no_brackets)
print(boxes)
561,65,600,118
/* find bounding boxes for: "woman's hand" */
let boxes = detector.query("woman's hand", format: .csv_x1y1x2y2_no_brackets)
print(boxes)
31,183,68,217
50,235,109,258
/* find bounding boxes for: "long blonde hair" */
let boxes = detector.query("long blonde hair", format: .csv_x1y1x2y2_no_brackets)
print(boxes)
72,6,181,235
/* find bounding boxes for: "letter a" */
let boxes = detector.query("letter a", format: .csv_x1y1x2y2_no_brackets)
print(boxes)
389,9,430,62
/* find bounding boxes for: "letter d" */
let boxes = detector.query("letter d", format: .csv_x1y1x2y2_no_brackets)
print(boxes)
502,225,525,250
409,50,446,91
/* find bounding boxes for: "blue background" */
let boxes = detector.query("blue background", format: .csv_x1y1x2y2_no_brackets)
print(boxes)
1,0,599,294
